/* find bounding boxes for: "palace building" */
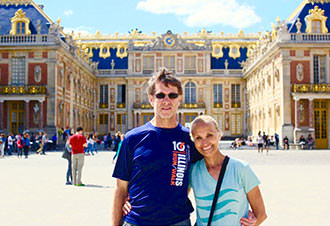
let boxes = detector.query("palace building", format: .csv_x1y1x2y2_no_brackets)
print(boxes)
0,0,329,148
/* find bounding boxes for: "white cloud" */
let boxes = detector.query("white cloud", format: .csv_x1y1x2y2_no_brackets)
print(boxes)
63,26,93,36
64,10,73,16
136,0,261,29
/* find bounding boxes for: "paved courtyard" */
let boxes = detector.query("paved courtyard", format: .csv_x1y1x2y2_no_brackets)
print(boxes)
0,148,329,226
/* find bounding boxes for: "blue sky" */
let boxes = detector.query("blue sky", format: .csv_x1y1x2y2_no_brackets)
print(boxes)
36,0,303,36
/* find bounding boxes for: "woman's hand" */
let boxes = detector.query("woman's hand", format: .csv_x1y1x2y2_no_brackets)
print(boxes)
122,196,132,216
240,210,257,226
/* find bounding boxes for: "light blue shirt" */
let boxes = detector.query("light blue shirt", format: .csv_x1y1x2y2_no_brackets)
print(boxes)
190,157,260,226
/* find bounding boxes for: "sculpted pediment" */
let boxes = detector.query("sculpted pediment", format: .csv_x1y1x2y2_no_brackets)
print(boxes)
129,30,211,51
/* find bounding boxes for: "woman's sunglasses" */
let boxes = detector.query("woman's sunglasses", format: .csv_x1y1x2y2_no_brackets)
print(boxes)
155,92,179,99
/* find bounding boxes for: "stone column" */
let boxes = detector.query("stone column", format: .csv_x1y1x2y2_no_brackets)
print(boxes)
39,100,44,129
0,101,4,130
25,100,30,130
308,98,314,129
294,97,300,129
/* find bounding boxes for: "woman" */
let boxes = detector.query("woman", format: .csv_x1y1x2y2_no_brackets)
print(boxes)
112,134,124,164
189,115,266,226
264,135,270,155
63,139,72,185
257,131,264,154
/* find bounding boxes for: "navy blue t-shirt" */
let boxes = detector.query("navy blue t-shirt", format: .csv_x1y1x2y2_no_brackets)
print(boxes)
112,122,199,225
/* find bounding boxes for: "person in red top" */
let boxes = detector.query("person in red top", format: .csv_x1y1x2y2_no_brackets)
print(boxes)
69,127,87,186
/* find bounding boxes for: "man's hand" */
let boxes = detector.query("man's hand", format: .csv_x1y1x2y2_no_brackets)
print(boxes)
240,210,257,226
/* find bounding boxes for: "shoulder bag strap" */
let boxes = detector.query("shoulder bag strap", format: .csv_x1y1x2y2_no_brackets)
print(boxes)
207,155,229,226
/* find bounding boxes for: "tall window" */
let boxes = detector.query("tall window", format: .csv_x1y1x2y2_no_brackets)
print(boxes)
313,55,326,83
185,82,196,104
99,114,108,134
164,56,175,70
117,113,126,133
117,84,126,105
99,85,108,107
231,84,241,108
184,56,196,70
11,57,26,85
215,114,223,131
312,20,321,33
143,56,154,71
16,22,25,34
213,84,223,107
231,113,241,135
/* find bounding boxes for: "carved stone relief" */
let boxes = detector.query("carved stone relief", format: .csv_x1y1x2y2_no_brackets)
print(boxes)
34,65,41,83
296,63,304,81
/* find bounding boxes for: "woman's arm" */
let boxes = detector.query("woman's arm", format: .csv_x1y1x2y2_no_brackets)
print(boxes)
111,179,129,226
244,186,267,226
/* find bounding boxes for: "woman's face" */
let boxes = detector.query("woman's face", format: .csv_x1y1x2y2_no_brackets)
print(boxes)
191,121,221,157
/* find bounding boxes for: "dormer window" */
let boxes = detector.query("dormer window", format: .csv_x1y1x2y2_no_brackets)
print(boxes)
305,6,328,34
10,9,31,35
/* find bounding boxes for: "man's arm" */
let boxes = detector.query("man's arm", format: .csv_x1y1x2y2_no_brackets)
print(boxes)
111,178,129,226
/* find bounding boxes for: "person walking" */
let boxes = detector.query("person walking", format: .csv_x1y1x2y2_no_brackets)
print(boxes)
274,133,279,150
17,135,23,158
7,133,14,156
22,132,31,159
36,132,43,154
0,133,5,158
62,139,72,185
41,132,49,155
69,127,87,186
257,131,264,154
112,133,124,164
283,136,289,150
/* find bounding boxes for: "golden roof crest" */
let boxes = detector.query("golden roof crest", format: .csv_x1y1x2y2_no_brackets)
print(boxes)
0,0,32,6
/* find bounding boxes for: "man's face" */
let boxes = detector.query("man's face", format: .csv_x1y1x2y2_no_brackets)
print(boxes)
149,82,182,120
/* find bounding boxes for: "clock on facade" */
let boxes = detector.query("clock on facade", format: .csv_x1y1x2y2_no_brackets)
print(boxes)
163,35,175,47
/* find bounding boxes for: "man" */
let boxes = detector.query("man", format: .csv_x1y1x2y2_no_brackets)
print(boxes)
7,133,14,155
41,132,48,155
69,127,87,186
112,69,199,225
22,132,31,159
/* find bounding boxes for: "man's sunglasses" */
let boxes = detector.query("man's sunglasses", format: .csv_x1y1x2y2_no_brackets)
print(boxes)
154,92,179,99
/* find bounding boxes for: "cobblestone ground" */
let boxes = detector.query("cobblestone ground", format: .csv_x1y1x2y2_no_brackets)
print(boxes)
0,148,329,226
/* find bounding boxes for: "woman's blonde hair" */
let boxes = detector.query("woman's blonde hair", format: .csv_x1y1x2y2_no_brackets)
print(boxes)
189,115,221,141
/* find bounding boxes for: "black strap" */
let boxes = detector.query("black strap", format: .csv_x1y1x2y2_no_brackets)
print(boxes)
207,156,229,226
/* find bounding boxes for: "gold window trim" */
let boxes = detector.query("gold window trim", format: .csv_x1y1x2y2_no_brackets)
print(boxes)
99,45,110,59
10,9,31,35
305,6,328,33
228,44,241,59
211,44,224,59
116,45,127,59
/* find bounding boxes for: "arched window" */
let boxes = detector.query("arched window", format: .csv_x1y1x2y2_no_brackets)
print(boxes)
10,9,31,35
185,82,196,104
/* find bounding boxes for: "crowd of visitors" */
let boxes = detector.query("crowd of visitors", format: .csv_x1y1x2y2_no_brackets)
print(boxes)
0,131,56,158
231,131,315,151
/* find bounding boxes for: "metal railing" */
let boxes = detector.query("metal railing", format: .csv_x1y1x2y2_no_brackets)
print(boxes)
0,85,47,95
133,102,152,109
292,83,330,93
180,102,205,109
